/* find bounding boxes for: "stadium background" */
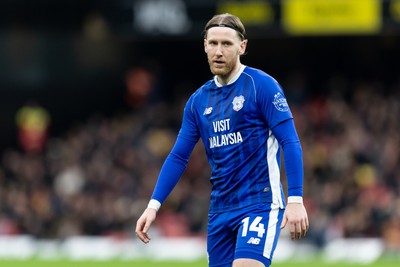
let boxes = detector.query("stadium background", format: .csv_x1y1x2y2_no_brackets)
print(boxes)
0,0,399,265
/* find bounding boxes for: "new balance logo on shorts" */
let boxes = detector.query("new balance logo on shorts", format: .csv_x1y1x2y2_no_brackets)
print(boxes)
247,237,261,245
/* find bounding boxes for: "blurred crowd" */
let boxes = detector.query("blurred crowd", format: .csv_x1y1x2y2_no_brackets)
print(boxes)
0,73,399,254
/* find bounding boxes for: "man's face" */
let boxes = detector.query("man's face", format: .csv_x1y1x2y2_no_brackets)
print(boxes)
204,27,247,79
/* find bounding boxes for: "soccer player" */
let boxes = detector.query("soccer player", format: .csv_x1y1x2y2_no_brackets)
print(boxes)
136,13,309,267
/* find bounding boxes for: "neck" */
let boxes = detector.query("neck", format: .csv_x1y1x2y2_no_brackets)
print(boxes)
217,63,242,86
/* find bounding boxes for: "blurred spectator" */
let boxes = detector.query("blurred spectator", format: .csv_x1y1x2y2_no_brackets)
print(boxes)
382,216,400,256
125,67,156,109
15,101,51,153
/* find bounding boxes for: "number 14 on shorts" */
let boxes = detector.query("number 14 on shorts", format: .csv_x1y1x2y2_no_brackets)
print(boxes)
241,216,266,238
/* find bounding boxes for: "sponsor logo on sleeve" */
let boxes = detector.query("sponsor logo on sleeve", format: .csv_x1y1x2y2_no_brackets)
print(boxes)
273,92,289,112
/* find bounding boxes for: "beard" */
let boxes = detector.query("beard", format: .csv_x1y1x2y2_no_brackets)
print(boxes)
208,56,237,77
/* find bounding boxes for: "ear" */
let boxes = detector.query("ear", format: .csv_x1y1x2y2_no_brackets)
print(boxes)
204,39,207,53
239,39,248,55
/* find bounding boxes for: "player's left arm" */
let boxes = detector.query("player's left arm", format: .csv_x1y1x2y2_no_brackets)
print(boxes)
255,74,309,239
272,119,309,240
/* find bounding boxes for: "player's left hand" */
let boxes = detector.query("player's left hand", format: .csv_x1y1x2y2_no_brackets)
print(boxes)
280,203,309,240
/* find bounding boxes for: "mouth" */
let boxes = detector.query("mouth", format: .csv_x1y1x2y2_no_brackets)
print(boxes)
212,60,225,68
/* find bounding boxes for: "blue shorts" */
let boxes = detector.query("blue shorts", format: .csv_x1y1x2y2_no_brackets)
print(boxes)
207,203,284,267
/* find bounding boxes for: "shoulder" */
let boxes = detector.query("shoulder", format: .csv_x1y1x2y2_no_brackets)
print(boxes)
242,66,284,101
186,79,214,110
242,66,280,86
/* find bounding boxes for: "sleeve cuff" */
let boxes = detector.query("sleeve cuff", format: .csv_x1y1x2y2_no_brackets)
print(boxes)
288,196,303,204
147,199,162,211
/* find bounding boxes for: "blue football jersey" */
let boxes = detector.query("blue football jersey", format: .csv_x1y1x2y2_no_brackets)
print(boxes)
178,65,293,213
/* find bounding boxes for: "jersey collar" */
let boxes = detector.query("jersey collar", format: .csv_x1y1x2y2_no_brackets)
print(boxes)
214,64,246,87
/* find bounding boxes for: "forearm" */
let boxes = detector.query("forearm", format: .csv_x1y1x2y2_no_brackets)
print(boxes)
283,141,304,201
272,119,304,202
149,135,197,210
150,152,189,206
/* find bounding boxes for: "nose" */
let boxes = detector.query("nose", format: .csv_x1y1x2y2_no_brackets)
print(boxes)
215,44,223,56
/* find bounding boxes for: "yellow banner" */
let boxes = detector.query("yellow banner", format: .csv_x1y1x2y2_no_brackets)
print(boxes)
217,0,274,26
391,0,400,22
282,0,381,35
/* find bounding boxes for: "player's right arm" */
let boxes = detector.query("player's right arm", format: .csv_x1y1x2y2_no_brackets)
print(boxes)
135,96,200,243
136,205,157,243
135,134,197,243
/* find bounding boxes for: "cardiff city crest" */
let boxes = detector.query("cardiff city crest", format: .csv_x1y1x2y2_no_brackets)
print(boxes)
232,95,245,111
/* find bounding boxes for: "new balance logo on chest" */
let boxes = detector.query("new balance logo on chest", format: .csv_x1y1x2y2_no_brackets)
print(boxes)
203,107,213,115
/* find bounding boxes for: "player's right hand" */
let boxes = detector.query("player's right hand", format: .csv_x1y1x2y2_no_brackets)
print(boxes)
135,208,157,243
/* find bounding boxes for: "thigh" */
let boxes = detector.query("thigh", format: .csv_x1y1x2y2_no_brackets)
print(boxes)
207,212,236,267
234,205,284,267
233,258,266,267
